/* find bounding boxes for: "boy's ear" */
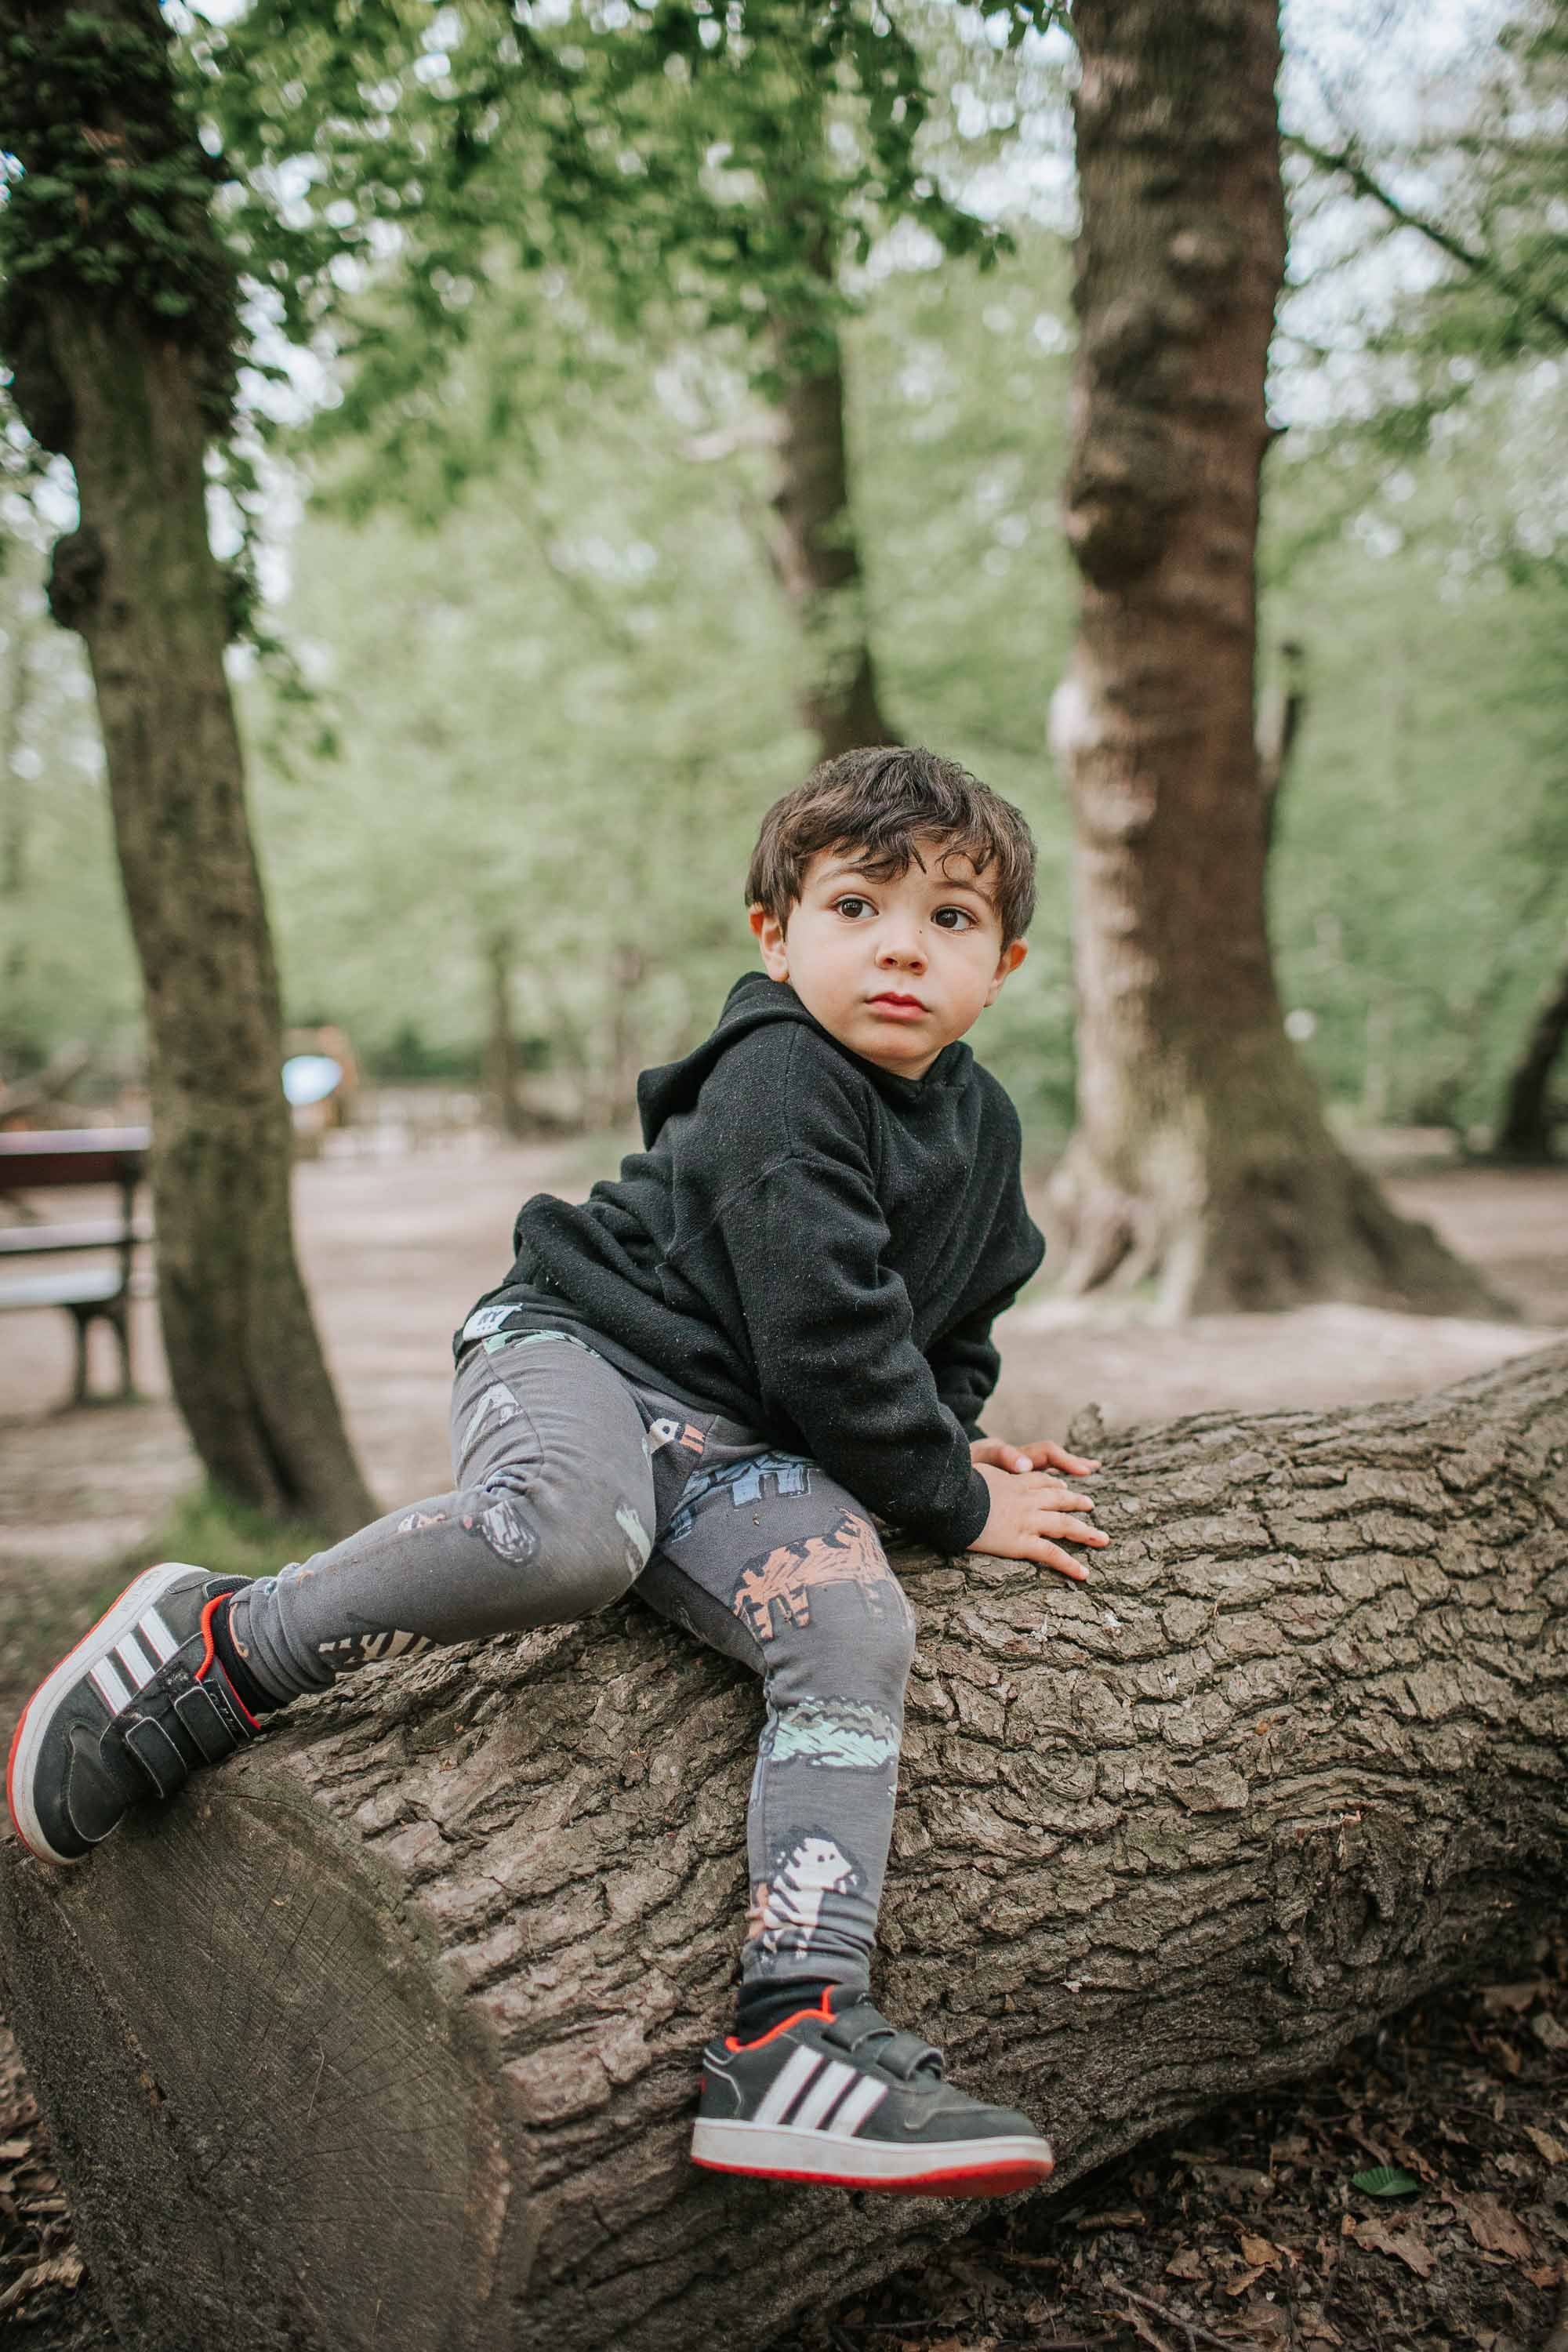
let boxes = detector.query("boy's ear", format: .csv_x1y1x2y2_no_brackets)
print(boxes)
750,902,790,983
983,938,1027,1007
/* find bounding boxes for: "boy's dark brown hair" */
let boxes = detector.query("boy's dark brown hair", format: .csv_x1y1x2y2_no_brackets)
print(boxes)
746,746,1037,945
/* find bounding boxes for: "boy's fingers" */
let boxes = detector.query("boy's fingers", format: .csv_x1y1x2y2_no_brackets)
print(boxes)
1040,1514,1109,1547
1036,1543,1088,1581
1020,1473,1094,1507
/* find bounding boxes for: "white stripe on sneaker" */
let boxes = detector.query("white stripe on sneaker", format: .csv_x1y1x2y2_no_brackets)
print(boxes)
139,1606,179,1664
89,1657,133,1715
789,2059,857,2132
691,2118,1054,2187
753,2045,822,2128
833,2074,888,2135
115,1632,154,1688
7,1563,205,1866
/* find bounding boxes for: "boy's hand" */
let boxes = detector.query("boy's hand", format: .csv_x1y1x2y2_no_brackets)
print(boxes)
967,1441,1107,1580
970,1438,1102,1479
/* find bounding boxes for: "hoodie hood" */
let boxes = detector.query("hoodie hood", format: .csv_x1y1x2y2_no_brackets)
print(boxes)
637,975,814,1148
637,972,967,1146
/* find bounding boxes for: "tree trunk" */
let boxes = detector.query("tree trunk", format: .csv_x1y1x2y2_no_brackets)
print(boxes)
3,1338,1565,2352
764,133,898,762
0,0,374,1533
484,931,528,1140
766,326,898,758
1255,636,1306,855
1049,0,1495,1316
0,591,38,1033
1494,927,1568,1160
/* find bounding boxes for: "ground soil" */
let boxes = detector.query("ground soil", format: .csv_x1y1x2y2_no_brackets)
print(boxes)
1,1138,1565,2350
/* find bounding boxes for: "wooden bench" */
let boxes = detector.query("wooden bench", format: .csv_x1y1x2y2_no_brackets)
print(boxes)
0,1128,153,1404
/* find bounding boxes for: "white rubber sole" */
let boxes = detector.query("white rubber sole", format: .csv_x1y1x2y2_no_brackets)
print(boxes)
6,1561,203,1866
691,2118,1054,2197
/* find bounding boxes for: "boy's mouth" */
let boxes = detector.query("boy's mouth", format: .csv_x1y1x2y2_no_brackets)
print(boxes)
869,993,927,1015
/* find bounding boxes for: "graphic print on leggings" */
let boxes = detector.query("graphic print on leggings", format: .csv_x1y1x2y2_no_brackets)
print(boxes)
459,1485,539,1566
760,1697,898,1772
316,1627,432,1671
731,1512,894,1642
663,1451,812,1546
750,1831,865,1962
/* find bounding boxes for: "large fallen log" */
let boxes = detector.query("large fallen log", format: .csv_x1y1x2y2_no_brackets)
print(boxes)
2,1342,1566,2352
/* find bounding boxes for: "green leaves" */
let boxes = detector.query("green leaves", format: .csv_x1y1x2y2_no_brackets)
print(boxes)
0,2,239,424
1352,2167,1421,2198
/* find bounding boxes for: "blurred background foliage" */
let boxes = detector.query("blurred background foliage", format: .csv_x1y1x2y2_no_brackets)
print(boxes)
1,0,1563,1146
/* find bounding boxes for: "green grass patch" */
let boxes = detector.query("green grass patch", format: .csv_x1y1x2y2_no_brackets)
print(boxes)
115,1483,332,1585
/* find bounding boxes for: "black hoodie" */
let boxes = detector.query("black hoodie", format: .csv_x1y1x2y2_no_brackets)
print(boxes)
455,972,1044,1555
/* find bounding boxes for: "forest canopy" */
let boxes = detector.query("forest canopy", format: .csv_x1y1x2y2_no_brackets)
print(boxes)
0,0,1563,1147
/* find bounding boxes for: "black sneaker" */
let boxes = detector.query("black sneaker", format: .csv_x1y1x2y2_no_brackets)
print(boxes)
7,1563,260,1866
691,1992,1054,2197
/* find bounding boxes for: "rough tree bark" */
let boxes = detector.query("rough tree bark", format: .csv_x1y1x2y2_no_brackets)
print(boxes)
0,0,373,1531
1495,927,1568,1161
2,1340,1564,2352
1047,0,1496,1316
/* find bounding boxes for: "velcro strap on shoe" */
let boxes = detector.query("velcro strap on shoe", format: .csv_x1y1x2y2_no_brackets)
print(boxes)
172,1679,249,1762
868,2030,943,2082
824,2005,943,2081
121,1713,191,1799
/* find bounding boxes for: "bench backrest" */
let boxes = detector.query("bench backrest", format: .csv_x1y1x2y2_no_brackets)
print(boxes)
0,1128,151,1192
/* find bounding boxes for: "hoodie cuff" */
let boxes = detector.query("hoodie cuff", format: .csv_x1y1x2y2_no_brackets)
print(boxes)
911,1465,992,1559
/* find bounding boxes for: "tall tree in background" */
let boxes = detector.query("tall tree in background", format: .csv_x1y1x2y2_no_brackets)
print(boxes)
1497,931,1568,1160
1046,0,1497,1315
759,81,898,756
0,590,38,1029
0,0,374,1531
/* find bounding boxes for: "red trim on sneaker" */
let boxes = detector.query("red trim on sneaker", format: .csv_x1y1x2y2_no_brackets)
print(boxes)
193,1593,260,1730
723,1991,836,2053
690,2152,1055,2198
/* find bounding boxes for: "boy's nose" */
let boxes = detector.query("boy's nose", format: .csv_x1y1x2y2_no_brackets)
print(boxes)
877,932,927,971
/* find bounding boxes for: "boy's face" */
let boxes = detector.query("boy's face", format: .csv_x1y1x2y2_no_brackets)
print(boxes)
748,834,1028,1080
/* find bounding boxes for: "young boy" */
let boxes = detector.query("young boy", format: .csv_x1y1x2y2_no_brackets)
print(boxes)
9,746,1107,2198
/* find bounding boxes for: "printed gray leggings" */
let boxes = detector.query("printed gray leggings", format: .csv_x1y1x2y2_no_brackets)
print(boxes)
226,1329,917,1994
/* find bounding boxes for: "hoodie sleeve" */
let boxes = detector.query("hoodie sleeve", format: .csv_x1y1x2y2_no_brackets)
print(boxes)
927,1302,1004,1441
696,1142,993,1556
927,1181,1045,1439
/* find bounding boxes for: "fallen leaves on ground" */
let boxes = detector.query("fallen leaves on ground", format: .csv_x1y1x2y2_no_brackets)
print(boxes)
774,1928,1568,2352
1348,2215,1436,2276
1447,2188,1537,2260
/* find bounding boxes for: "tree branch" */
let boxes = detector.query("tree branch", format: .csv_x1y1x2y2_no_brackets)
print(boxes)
1284,132,1568,350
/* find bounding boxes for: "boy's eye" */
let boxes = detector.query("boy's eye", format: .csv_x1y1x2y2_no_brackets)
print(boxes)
934,907,975,931
833,895,873,919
